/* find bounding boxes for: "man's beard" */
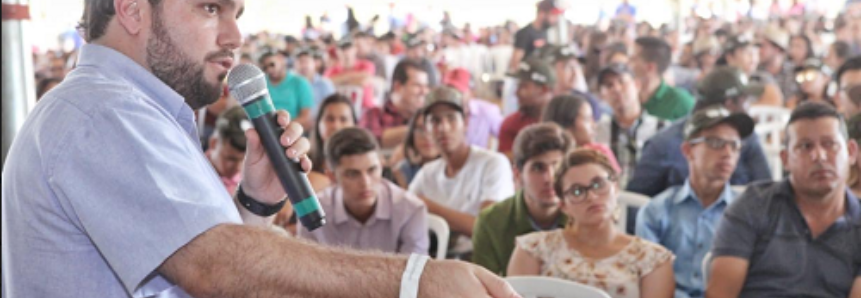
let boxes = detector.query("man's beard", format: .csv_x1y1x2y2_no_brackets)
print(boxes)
146,10,226,110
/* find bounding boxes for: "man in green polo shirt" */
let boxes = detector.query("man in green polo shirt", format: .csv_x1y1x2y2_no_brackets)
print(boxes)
260,51,314,129
472,123,572,275
630,37,695,121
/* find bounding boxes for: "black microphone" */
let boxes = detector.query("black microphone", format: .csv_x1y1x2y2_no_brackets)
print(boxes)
227,64,325,231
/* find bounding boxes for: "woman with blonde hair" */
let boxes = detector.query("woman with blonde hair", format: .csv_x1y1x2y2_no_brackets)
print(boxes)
508,148,675,298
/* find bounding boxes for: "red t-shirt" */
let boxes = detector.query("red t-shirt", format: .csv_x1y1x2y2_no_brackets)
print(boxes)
498,111,538,154
325,59,376,109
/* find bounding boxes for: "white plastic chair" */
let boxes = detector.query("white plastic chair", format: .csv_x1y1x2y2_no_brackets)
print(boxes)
426,214,449,260
749,106,791,178
335,85,365,120
505,276,612,298
702,252,714,288
616,191,651,234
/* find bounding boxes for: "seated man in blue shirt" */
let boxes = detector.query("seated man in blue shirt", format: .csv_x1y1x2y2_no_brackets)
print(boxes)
708,103,861,298
627,66,773,198
636,105,755,298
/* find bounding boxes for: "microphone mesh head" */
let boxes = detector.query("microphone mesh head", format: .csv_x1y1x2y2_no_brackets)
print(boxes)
227,64,268,105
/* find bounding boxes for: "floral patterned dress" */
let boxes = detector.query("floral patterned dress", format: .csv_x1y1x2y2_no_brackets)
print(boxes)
516,230,674,298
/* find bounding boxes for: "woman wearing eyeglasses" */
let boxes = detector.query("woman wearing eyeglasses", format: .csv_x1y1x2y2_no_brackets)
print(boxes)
507,148,675,298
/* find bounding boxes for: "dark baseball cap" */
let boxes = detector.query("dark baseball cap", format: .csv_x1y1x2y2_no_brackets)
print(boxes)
794,57,829,74
544,44,586,64
722,35,755,54
423,86,465,115
405,35,425,49
697,66,765,102
510,58,556,86
537,0,564,14
683,105,755,140
337,36,354,48
597,63,633,87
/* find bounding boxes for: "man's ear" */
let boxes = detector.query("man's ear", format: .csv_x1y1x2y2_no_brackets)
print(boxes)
113,0,150,37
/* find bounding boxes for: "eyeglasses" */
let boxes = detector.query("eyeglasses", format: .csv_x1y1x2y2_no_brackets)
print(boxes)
688,136,742,151
262,62,277,70
562,176,616,204
795,70,820,84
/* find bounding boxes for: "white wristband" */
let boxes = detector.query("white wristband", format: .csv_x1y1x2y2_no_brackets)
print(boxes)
399,253,430,298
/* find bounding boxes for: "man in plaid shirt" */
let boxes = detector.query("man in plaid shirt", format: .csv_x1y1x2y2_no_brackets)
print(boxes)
361,59,430,149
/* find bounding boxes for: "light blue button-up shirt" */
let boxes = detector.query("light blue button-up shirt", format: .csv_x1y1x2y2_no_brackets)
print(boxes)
1,44,242,298
635,180,737,298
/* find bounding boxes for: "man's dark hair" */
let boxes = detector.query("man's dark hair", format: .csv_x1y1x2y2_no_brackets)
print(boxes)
635,36,673,74
79,0,162,42
258,51,281,65
391,58,427,90
214,106,249,152
542,94,588,132
325,127,380,170
830,41,852,62
512,123,572,171
785,102,848,145
836,55,861,88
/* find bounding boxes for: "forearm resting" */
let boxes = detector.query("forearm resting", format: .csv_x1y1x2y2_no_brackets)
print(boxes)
159,224,406,298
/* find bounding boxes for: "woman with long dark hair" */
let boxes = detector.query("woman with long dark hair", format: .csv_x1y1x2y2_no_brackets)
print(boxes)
393,108,440,189
308,94,358,190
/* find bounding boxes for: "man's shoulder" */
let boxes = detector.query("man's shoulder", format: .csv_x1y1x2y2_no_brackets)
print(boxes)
386,181,426,210
726,180,786,215
469,146,509,165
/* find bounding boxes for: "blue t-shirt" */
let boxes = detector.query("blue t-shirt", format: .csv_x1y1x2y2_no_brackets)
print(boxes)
267,71,314,119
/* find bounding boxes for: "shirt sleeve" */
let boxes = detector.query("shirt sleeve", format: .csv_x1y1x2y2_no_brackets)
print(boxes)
672,90,695,120
711,193,760,260
49,101,242,294
742,136,774,182
486,104,504,138
472,209,503,275
513,29,530,51
626,138,671,196
497,118,516,153
295,76,315,110
398,198,430,255
480,153,516,204
359,108,384,141
635,200,664,244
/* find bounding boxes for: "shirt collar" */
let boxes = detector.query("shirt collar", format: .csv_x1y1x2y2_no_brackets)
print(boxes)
673,180,736,208
332,182,393,226
646,80,669,105
513,191,567,233
781,180,861,226
75,44,188,121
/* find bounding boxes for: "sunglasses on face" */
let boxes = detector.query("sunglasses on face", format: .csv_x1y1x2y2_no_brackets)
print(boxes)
688,136,742,151
562,176,616,203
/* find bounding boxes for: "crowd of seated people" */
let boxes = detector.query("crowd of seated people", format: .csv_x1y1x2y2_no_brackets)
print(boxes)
33,0,861,296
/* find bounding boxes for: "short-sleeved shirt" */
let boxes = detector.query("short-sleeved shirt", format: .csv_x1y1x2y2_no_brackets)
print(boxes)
297,181,429,255
498,111,539,153
472,191,567,276
516,230,674,298
625,118,773,197
325,59,377,108
267,71,314,119
466,99,504,149
514,24,547,61
636,181,737,298
643,81,695,121
1,44,241,298
409,146,515,252
360,100,410,142
711,181,861,298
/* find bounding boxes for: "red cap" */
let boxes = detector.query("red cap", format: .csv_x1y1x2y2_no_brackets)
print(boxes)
443,68,471,95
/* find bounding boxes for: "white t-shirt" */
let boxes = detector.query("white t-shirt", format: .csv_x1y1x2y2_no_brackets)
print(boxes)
408,146,514,216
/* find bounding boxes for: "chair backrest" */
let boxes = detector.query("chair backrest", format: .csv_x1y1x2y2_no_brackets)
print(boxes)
426,214,449,260
616,191,651,233
505,276,612,298
702,252,714,288
335,85,365,120
749,106,791,179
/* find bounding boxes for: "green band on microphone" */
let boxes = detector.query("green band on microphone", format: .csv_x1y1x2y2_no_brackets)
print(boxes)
243,98,275,119
294,196,322,217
